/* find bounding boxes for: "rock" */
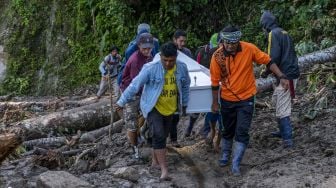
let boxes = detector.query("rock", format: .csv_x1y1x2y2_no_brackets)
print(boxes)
322,176,336,188
113,167,139,182
36,171,93,188
6,178,28,188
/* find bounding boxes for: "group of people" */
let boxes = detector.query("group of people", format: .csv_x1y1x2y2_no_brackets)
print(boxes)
95,10,300,180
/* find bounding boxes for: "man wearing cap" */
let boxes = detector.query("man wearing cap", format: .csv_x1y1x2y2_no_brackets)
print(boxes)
117,23,160,87
96,45,121,101
125,23,160,62
116,42,190,181
120,33,154,159
210,25,288,176
260,10,300,149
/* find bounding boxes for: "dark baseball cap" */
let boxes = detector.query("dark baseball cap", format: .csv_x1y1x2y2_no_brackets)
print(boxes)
137,33,154,49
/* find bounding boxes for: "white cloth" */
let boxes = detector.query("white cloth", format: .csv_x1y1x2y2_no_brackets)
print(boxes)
272,80,297,118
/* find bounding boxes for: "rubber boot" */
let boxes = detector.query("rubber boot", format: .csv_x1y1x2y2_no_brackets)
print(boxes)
231,141,247,176
279,116,293,148
218,138,233,167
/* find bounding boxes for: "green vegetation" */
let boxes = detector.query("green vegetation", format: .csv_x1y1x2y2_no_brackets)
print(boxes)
0,0,335,95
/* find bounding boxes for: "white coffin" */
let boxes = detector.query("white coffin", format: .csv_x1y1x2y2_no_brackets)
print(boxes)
153,51,212,113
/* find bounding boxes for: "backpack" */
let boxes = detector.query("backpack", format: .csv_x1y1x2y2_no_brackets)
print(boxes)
195,44,212,69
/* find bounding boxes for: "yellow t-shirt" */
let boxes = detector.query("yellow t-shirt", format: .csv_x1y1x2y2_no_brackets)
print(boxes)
155,65,178,116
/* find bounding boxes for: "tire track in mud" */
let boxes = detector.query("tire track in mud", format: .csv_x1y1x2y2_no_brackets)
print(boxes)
168,147,205,188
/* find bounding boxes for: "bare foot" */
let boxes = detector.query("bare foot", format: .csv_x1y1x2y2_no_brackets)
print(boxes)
159,176,172,181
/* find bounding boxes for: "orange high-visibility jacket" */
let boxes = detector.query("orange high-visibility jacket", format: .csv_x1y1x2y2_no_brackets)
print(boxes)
210,41,271,101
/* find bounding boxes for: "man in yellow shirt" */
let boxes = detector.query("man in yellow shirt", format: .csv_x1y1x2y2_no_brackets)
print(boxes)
116,42,190,181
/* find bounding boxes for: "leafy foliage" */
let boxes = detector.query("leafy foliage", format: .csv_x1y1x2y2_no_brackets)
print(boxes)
0,0,335,95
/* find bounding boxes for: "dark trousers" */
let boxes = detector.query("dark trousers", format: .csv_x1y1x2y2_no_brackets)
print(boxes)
220,96,254,145
147,108,174,149
170,114,180,142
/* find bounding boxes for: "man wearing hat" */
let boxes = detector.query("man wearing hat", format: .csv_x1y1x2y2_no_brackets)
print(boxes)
124,23,160,63
120,33,154,159
117,23,160,86
210,25,288,176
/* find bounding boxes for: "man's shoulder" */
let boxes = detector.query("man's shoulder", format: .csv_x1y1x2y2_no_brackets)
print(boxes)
127,51,140,62
239,41,259,51
176,60,188,71
183,47,192,53
104,54,112,62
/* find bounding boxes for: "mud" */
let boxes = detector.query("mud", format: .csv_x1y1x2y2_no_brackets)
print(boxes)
0,77,335,187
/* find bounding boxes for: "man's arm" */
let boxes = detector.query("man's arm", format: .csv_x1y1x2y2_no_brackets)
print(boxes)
269,62,289,90
180,63,191,108
209,54,221,112
116,64,150,107
99,62,106,76
211,88,220,112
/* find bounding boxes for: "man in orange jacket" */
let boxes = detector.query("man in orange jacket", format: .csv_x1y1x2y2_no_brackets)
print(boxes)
210,25,289,176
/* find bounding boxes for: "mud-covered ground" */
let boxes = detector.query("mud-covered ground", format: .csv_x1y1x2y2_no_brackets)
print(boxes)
0,76,335,188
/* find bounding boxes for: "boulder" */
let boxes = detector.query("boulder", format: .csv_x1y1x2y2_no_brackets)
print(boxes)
36,171,93,188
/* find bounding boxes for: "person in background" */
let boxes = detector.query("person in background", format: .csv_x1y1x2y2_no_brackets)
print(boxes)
194,33,224,152
170,29,198,147
125,23,160,62
119,33,154,159
173,29,193,58
210,25,288,176
116,42,190,181
96,45,121,102
260,10,300,148
117,23,160,86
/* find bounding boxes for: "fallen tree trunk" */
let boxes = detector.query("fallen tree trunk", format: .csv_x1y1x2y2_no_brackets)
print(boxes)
0,97,101,113
7,98,119,140
257,45,336,93
22,119,124,149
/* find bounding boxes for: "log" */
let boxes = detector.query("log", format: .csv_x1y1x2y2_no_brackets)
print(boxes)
8,98,119,140
22,119,124,149
0,97,100,113
22,137,67,149
0,133,22,164
257,45,336,93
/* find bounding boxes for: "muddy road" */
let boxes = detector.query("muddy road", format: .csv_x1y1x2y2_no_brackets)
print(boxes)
0,77,335,187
